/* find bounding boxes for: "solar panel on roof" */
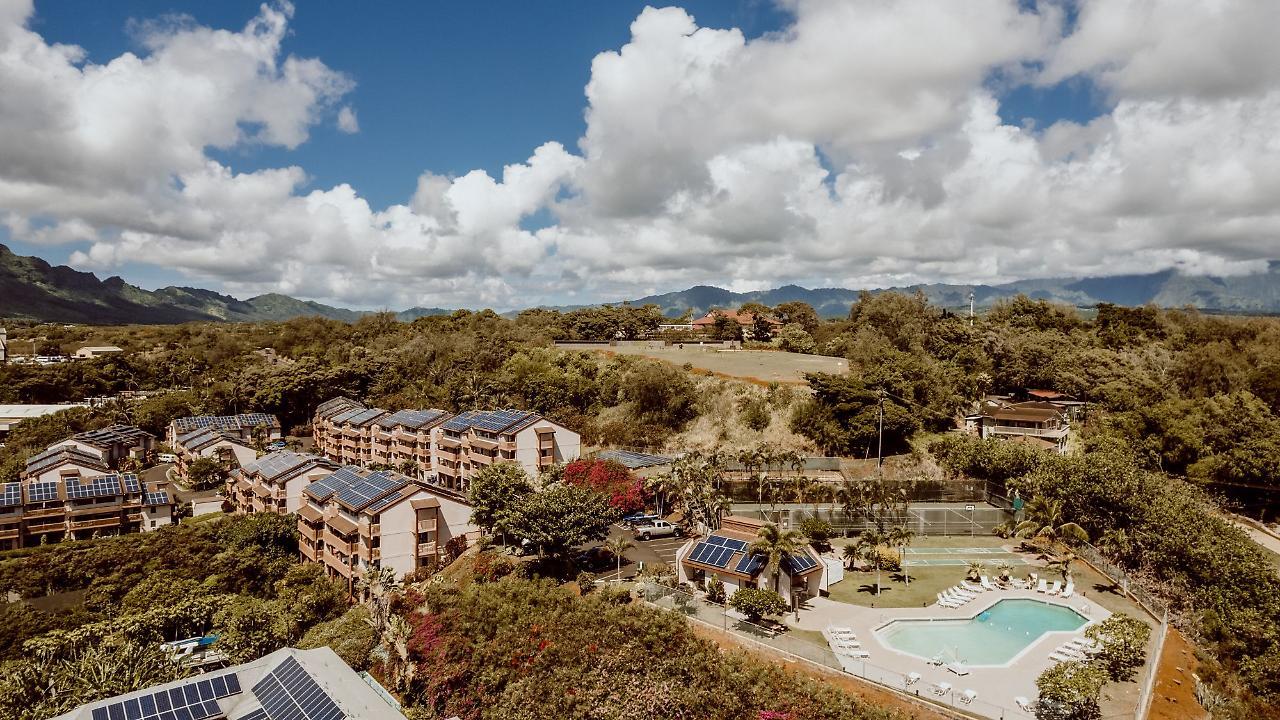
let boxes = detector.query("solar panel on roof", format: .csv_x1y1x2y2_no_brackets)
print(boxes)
143,491,170,505
253,655,345,720
122,474,141,493
98,672,240,720
783,552,819,574
27,481,59,502
735,553,765,575
1,483,21,507
365,490,402,513
238,709,269,720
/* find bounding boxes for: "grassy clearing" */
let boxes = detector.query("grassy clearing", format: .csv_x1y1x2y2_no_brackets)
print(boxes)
563,343,848,384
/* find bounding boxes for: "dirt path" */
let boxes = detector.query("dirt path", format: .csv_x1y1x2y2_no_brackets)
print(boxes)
688,623,957,720
1148,629,1208,720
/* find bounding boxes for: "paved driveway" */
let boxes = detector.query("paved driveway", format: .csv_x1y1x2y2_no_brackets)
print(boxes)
592,523,688,581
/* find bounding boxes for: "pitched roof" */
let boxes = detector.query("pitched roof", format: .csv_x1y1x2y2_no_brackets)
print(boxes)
172,413,280,435
690,310,782,327
241,451,336,482
441,408,540,434
71,424,153,449
377,408,450,430
594,449,672,469
25,445,109,476
177,427,254,453
315,396,365,419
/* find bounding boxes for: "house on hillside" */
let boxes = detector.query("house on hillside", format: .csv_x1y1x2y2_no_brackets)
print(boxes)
58,425,155,467
978,401,1070,455
174,427,258,481
677,515,826,608
690,309,782,339
73,345,123,359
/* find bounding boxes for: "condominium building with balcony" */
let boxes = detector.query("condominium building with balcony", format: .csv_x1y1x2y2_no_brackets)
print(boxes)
0,442,174,550
174,426,258,481
435,409,581,490
979,401,1070,454
295,466,477,593
226,451,339,515
56,424,156,468
167,413,282,448
313,400,455,475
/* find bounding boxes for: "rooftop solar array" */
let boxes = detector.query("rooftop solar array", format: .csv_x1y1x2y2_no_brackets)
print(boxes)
1,482,20,507
782,552,819,575
594,449,673,469
441,408,536,433
687,541,736,569
143,490,171,506
66,475,123,499
73,425,153,448
364,490,403,514
25,446,107,476
123,474,142,493
334,471,403,511
303,467,363,502
237,709,270,720
735,553,766,575
177,427,247,452
327,408,366,425
172,413,278,434
90,671,241,720
344,409,387,427
247,451,322,481
378,409,448,430
315,397,363,418
27,480,59,502
252,655,345,720
707,535,749,552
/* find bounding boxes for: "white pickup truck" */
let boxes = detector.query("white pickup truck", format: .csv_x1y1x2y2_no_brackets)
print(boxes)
632,520,682,541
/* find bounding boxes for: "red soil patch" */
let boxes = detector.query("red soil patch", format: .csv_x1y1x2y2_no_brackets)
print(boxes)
1148,628,1208,720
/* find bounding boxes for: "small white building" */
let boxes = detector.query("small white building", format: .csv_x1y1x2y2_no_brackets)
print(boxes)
73,345,124,359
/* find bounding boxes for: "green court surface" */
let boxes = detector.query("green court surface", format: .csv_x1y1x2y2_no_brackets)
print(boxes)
902,547,1029,566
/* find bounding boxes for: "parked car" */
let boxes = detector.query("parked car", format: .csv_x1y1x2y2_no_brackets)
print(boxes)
632,520,682,540
621,512,660,528
157,453,177,463
266,440,287,451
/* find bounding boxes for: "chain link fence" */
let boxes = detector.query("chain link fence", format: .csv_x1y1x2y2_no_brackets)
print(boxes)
639,581,1032,720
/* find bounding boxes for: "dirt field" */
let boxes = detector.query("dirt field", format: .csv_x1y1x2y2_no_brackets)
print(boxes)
558,343,848,384
1148,629,1208,720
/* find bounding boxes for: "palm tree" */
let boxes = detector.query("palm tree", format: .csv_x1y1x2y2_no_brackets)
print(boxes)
1015,497,1089,549
604,536,634,577
841,543,859,570
646,472,678,518
1049,551,1079,584
995,561,1015,583
357,566,401,636
965,560,985,582
855,529,889,595
887,525,915,585
750,523,804,592
371,614,414,691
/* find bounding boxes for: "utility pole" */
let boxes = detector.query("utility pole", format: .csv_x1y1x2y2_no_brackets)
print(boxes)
876,389,885,472
968,291,975,327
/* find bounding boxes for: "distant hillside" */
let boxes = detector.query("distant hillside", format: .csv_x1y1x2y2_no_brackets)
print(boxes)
580,265,1280,318
4,242,1279,324
0,244,372,324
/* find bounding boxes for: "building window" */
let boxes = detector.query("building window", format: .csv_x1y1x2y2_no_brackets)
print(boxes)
150,520,156,528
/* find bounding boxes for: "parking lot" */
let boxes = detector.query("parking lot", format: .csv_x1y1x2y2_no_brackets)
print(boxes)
592,522,687,581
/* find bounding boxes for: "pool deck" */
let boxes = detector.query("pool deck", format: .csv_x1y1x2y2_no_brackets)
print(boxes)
784,588,1112,718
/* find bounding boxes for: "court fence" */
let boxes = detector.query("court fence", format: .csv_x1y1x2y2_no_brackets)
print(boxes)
737,503,1015,537
639,581,1032,720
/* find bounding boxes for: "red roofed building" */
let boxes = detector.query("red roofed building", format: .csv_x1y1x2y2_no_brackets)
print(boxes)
690,309,782,339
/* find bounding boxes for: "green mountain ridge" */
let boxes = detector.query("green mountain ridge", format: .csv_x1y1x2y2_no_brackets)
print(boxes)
3,243,1279,324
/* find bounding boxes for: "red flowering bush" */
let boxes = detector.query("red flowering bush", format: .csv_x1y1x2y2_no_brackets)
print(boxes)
562,458,649,513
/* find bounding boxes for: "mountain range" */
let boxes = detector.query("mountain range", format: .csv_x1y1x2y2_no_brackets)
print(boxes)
3,243,1279,324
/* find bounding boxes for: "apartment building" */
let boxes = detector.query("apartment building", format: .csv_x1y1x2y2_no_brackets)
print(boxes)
174,426,258,481
0,443,174,550
167,413,282,447
313,399,454,479
225,451,339,515
56,424,156,468
296,466,477,592
435,409,581,490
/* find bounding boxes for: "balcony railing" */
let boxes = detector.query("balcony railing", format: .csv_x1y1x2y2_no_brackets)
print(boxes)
70,517,121,531
26,520,67,534
416,542,437,557
417,519,437,533
988,425,1068,439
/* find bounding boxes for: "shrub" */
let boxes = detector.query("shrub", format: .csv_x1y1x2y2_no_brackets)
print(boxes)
799,518,835,549
738,396,772,431
297,605,376,671
729,587,788,623
1035,660,1108,720
704,574,727,604
1085,613,1151,682
576,571,596,594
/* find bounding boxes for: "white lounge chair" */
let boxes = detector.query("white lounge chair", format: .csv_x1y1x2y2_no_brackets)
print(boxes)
981,575,997,591
961,689,978,704
828,629,857,640
1049,650,1076,662
1060,582,1075,598
947,661,970,676
1015,696,1033,712
936,593,960,608
933,681,952,696
952,586,978,599
828,626,855,635
961,580,984,593
839,648,871,658
1036,579,1048,593
905,671,921,686
1047,581,1062,595
831,640,863,650
944,589,972,603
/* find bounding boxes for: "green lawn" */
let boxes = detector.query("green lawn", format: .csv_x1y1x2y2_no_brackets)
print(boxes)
827,563,972,608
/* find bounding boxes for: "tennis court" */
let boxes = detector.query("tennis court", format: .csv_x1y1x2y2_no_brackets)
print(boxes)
903,547,1029,567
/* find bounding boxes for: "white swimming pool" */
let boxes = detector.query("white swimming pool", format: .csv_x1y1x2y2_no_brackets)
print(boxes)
876,598,1089,666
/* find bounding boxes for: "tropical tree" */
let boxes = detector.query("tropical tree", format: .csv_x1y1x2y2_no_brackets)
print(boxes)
604,536,634,577
841,543,859,570
467,462,534,543
749,523,804,592
1049,551,1079,584
728,587,788,623
1015,496,1089,548
854,529,890,595
965,560,985,583
887,525,915,585
373,614,414,692
506,483,617,559
357,566,401,637
995,561,1015,583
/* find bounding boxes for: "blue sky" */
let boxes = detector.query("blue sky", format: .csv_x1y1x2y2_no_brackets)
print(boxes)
4,1,1271,309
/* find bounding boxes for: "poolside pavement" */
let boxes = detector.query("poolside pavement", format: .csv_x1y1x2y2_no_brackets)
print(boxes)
782,587,1112,719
